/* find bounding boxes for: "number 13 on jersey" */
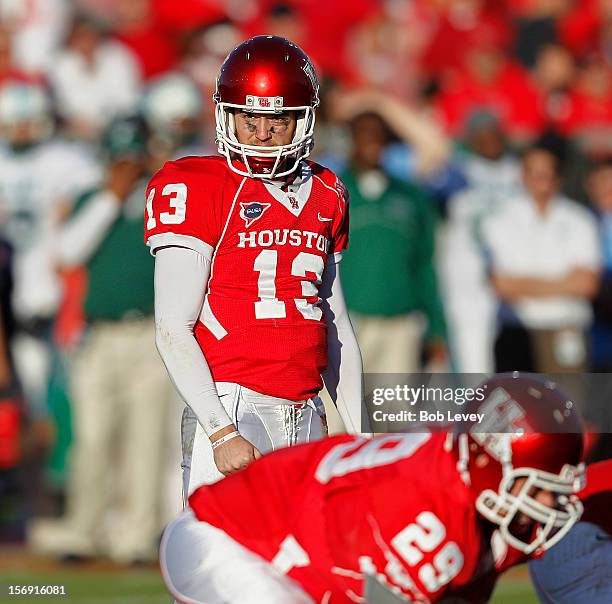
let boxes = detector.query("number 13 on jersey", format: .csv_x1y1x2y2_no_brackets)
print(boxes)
254,249,324,321
146,183,187,229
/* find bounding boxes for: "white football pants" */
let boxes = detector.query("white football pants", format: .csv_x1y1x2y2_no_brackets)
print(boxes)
161,509,315,604
181,382,326,497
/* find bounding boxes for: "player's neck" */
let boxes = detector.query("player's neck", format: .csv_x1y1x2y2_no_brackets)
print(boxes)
264,169,301,193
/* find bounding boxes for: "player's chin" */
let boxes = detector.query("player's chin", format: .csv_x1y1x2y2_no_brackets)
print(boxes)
506,513,531,533
508,516,539,542
515,513,533,527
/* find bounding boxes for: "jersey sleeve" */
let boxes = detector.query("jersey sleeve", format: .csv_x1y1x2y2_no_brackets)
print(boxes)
144,159,223,260
330,175,350,263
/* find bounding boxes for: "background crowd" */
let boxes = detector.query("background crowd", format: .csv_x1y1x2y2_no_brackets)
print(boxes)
0,0,611,567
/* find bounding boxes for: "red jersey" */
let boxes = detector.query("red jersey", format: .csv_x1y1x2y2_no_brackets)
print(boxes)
144,157,349,401
189,433,501,603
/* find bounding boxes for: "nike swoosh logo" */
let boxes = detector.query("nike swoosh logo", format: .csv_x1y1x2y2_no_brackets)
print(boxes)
318,213,333,222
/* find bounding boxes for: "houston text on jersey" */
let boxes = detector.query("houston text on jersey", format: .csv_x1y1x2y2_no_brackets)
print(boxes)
237,228,331,253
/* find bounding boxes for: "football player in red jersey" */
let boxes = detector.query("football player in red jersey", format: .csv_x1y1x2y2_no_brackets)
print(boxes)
159,375,585,604
145,36,364,495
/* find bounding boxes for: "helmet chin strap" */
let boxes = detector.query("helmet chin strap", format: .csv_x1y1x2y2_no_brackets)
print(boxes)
226,110,238,144
294,113,306,143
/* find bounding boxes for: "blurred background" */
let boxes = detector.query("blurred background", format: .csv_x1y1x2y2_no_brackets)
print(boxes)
0,0,611,601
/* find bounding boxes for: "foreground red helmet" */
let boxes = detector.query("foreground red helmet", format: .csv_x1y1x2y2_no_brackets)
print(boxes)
213,35,319,178
448,374,584,555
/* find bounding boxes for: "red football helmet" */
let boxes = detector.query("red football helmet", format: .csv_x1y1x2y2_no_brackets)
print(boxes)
213,35,319,179
447,374,585,555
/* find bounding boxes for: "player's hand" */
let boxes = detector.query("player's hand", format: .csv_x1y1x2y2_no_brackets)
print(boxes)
210,426,261,476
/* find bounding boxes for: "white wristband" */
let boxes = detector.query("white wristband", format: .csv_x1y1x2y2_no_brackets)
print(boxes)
211,430,240,450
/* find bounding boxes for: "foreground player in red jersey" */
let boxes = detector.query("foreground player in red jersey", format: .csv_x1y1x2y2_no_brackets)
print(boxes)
160,375,585,603
145,36,364,494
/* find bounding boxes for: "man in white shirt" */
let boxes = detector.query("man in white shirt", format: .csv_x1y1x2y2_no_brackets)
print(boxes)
49,15,141,141
482,144,601,372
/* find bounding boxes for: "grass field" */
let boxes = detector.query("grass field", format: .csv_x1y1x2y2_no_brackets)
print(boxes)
0,548,539,603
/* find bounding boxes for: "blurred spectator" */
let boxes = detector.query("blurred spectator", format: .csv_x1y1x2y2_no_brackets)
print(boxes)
0,27,10,81
346,0,433,102
455,109,521,191
0,0,70,74
421,0,512,82
558,0,612,62
0,239,21,539
49,15,141,141
0,241,12,390
320,87,450,179
340,111,447,379
531,43,576,131
563,53,612,155
513,0,567,68
434,25,543,143
295,0,378,83
587,158,612,371
111,0,179,80
303,85,356,216
257,2,306,45
0,26,30,83
482,143,601,372
442,110,521,372
153,0,229,32
141,72,209,159
0,81,100,420
180,19,241,108
244,0,378,84
28,116,172,563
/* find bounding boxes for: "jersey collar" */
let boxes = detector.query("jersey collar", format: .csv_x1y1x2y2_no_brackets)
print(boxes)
262,161,313,217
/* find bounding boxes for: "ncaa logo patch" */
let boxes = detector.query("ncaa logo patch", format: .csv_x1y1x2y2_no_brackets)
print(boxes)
240,201,271,228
